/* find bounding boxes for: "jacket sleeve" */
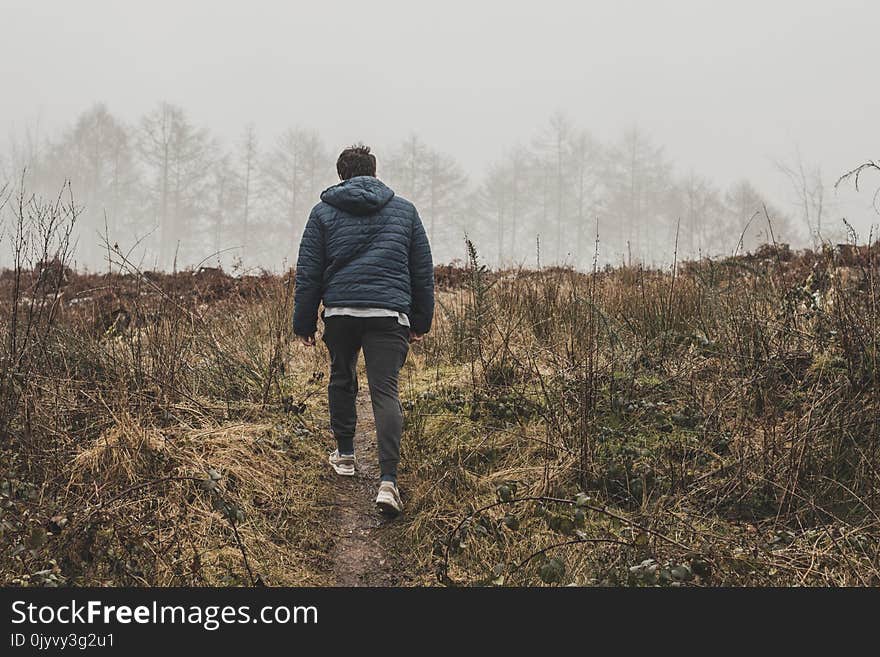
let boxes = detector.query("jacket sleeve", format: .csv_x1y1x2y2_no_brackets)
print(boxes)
293,209,326,336
408,208,435,334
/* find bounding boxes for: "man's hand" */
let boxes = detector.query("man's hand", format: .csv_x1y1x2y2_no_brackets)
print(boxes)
409,331,424,343
298,334,316,347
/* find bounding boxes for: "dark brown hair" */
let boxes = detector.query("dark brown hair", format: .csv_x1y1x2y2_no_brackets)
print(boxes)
336,144,377,180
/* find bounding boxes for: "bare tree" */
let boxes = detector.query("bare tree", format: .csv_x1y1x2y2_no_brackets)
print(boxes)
138,102,215,269
46,104,138,264
425,151,467,257
237,124,259,262
208,152,234,260
569,130,603,268
477,161,511,267
4,117,46,187
604,127,671,263
384,134,430,204
677,172,724,257
384,135,466,263
777,150,826,246
533,112,575,263
506,145,532,264
262,128,331,253
721,179,795,254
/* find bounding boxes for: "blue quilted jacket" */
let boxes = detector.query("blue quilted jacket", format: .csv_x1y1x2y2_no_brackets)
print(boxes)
293,176,435,337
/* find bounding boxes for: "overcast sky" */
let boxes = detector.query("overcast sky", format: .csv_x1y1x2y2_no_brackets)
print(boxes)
2,0,878,231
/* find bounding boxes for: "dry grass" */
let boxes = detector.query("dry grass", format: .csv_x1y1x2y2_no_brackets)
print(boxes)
1,189,879,587
0,260,338,585
57,416,333,586
0,193,339,585
390,242,880,586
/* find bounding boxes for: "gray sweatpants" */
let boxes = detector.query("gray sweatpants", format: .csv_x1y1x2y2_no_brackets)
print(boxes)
321,315,409,479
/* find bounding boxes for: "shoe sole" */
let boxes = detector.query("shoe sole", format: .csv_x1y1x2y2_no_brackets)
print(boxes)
376,492,402,517
329,457,355,476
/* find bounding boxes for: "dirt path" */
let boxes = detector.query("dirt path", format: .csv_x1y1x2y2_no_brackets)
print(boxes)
330,392,411,586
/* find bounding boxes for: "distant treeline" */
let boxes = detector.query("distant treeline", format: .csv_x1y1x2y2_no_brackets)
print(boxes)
1,103,819,271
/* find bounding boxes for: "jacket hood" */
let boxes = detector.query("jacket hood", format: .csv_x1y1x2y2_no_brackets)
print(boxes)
320,176,395,216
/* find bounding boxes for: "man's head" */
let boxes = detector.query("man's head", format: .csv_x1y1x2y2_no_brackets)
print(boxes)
336,144,377,180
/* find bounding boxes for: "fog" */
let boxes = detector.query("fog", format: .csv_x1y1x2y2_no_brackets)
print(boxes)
1,0,878,270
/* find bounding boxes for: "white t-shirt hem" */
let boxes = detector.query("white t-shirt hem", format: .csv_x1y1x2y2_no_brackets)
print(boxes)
324,306,410,327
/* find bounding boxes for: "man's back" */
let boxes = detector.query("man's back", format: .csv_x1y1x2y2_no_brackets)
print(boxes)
293,175,434,337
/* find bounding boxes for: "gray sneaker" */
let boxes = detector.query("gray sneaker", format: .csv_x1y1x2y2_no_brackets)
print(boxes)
329,450,355,476
376,480,403,516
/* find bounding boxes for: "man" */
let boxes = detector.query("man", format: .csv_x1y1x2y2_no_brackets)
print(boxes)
293,144,434,516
